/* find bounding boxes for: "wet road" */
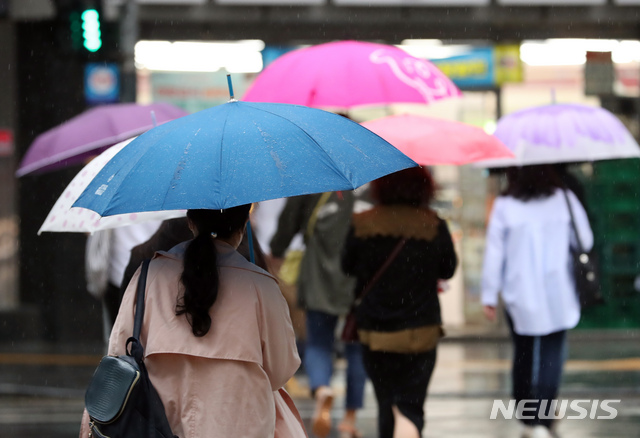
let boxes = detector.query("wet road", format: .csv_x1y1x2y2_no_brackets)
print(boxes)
0,336,639,437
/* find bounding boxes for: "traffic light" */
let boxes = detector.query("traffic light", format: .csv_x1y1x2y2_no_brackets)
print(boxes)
81,8,102,52
69,10,83,51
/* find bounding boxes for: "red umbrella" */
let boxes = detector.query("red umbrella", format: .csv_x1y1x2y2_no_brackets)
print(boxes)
361,114,514,166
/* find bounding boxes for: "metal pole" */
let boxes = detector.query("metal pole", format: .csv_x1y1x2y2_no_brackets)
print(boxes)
119,0,139,103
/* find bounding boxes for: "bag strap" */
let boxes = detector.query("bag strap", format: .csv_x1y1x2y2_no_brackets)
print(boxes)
128,259,150,362
306,192,333,237
562,189,585,254
133,259,151,340
357,238,407,303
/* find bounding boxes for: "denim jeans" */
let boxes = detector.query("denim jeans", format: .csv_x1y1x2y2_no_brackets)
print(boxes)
304,309,367,409
506,312,567,429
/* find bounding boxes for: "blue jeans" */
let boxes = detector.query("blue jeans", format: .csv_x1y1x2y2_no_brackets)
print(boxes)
305,309,367,409
506,313,567,429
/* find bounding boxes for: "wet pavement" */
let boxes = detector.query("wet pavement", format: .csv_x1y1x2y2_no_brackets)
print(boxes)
0,334,639,437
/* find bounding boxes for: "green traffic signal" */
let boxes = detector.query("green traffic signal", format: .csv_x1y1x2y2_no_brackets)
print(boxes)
69,11,83,50
81,9,102,52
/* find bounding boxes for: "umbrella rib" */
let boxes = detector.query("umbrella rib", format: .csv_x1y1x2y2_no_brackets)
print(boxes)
250,105,355,188
217,113,230,205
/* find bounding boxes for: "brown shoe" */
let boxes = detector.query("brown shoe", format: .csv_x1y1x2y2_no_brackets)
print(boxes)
311,386,334,438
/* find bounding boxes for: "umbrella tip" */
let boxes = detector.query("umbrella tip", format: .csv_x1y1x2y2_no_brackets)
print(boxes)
227,74,236,101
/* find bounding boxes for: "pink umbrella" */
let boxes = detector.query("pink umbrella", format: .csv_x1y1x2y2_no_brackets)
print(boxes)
17,102,188,177
242,40,461,110
361,114,514,165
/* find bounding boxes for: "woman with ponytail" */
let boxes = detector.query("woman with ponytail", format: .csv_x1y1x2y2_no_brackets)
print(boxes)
90,205,306,438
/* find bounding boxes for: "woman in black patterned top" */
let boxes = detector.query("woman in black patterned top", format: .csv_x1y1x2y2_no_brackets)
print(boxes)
342,167,457,438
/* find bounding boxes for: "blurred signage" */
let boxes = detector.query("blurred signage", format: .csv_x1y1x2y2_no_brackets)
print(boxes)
334,0,488,4
494,45,523,85
432,48,494,89
150,71,253,113
498,0,605,4
261,45,297,68
431,45,522,90
584,51,614,96
0,129,13,157
85,63,120,104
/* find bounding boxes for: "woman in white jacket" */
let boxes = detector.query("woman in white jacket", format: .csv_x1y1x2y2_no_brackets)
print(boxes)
481,165,593,438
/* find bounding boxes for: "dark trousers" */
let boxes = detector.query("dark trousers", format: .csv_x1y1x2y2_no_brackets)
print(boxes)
362,346,437,438
507,313,567,429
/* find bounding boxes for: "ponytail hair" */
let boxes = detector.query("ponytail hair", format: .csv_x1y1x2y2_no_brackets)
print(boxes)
177,204,251,337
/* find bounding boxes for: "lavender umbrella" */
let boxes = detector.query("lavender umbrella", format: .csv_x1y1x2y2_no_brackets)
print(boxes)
16,102,189,177
475,103,640,168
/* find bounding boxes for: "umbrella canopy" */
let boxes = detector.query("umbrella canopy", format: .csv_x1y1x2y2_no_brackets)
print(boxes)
39,138,185,234
361,114,514,165
17,102,189,177
73,100,417,217
242,40,461,110
474,103,640,168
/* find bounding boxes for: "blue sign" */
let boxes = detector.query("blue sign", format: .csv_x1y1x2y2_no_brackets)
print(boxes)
261,46,297,68
85,63,119,104
432,47,495,89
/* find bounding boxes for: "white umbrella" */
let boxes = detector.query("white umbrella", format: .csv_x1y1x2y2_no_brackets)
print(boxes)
39,138,185,234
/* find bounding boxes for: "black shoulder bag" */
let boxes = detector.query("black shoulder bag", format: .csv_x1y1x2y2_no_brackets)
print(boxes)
341,239,407,342
85,260,176,438
562,190,604,309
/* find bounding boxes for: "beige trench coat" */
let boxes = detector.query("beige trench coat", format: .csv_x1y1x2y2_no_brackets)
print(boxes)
80,241,306,438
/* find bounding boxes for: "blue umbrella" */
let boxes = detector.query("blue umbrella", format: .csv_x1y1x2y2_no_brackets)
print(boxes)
73,100,417,216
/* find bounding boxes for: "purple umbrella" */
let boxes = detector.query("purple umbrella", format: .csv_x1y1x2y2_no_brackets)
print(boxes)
475,103,640,168
16,102,189,177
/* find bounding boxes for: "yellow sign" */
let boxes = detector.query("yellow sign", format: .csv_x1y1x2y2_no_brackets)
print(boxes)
494,44,523,85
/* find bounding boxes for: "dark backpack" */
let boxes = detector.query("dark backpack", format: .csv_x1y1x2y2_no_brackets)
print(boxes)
85,260,176,438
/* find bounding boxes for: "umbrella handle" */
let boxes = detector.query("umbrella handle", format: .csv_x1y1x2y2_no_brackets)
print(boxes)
150,110,157,127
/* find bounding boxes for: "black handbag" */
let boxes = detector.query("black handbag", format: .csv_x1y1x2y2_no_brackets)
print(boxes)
562,190,604,308
85,260,176,438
